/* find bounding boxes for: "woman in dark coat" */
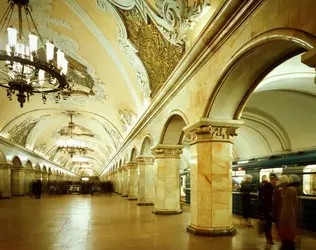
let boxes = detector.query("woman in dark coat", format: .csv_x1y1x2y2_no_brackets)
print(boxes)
278,175,298,250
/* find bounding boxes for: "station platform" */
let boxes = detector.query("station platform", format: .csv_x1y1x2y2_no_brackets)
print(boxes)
0,194,315,250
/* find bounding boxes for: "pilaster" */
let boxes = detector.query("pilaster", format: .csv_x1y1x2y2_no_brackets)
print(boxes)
136,155,155,206
184,118,242,236
151,144,183,215
127,161,138,200
24,168,35,195
11,167,25,196
121,165,129,197
0,164,12,198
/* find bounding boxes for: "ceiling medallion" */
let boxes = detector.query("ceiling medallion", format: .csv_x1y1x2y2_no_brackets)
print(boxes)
56,113,93,158
0,0,71,107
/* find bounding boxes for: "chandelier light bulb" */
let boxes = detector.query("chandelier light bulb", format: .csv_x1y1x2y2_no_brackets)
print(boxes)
7,26,17,47
61,59,68,75
38,70,45,84
28,33,38,53
57,49,64,69
46,41,54,62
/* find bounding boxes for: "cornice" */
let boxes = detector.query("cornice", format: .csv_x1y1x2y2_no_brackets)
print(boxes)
0,136,77,176
100,0,263,176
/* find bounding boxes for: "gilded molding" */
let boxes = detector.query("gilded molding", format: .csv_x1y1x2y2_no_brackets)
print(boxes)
104,0,210,47
127,161,137,169
184,118,243,144
151,145,183,159
135,155,154,165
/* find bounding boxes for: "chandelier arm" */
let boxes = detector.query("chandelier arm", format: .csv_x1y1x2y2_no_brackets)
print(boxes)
24,6,33,34
1,4,14,33
25,6,46,53
17,4,23,40
0,3,13,32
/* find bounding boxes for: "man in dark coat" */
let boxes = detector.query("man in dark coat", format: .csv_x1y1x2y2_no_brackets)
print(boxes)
259,174,275,244
240,174,253,227
35,180,42,199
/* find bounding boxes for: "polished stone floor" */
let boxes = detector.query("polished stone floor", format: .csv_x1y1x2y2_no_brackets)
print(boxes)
0,194,315,250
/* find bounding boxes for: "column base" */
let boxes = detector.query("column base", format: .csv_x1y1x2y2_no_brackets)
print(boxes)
186,225,236,237
127,197,138,200
121,194,128,197
152,209,182,215
137,202,154,206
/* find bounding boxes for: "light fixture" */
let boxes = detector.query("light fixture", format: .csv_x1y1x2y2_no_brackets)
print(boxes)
56,113,93,157
0,0,71,107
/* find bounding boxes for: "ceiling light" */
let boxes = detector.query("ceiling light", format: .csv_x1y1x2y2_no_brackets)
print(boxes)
0,0,71,107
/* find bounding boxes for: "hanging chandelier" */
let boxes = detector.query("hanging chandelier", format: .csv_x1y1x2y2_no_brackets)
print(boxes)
0,0,71,107
56,114,93,158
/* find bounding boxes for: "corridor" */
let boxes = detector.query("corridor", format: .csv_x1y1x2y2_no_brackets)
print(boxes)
0,195,315,250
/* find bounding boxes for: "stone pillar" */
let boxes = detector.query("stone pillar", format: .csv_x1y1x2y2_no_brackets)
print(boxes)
151,144,183,214
121,165,128,197
42,172,48,193
11,168,25,196
0,164,12,198
117,169,122,194
24,169,35,194
34,170,42,181
136,155,154,206
127,161,138,200
184,119,242,236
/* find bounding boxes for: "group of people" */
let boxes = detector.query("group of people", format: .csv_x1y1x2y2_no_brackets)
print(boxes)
241,173,300,250
28,180,43,199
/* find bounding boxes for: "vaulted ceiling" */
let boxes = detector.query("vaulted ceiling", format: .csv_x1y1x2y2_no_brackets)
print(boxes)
235,54,316,160
0,0,212,176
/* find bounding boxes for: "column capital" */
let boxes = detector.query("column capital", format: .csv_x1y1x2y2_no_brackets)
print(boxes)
0,163,12,169
135,155,154,165
151,144,183,159
127,161,137,169
25,168,35,173
12,167,25,172
184,118,243,144
120,165,128,171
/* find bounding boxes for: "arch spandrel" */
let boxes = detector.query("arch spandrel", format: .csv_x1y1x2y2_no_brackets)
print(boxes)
204,28,316,120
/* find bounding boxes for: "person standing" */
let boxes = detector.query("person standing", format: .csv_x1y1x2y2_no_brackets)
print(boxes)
258,174,274,245
240,174,253,227
278,175,298,250
35,180,43,199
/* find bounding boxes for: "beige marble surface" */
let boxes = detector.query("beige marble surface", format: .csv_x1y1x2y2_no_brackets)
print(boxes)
0,165,11,198
127,162,138,199
137,156,154,205
11,168,25,196
189,140,233,231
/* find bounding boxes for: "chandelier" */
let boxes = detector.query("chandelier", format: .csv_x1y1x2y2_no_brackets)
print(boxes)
56,114,93,157
0,0,71,107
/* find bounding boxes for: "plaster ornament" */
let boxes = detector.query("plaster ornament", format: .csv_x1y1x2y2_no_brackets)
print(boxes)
101,0,210,47
96,0,151,102
119,109,137,130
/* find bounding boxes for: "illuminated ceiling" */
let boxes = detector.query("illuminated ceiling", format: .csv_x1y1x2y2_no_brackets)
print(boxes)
0,0,211,176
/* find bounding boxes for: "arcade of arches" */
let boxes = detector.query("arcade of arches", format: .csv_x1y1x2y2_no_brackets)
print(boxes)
1,0,316,248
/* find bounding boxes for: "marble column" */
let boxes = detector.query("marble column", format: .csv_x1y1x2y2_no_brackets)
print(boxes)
136,155,154,206
0,164,12,198
24,169,35,194
118,169,123,194
127,161,138,200
34,170,42,181
121,165,129,197
11,168,25,195
42,172,48,193
184,119,242,236
151,144,183,214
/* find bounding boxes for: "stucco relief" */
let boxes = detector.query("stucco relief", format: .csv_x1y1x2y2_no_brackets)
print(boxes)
103,0,210,47
119,7,184,97
96,0,151,101
119,109,137,131
5,116,49,146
